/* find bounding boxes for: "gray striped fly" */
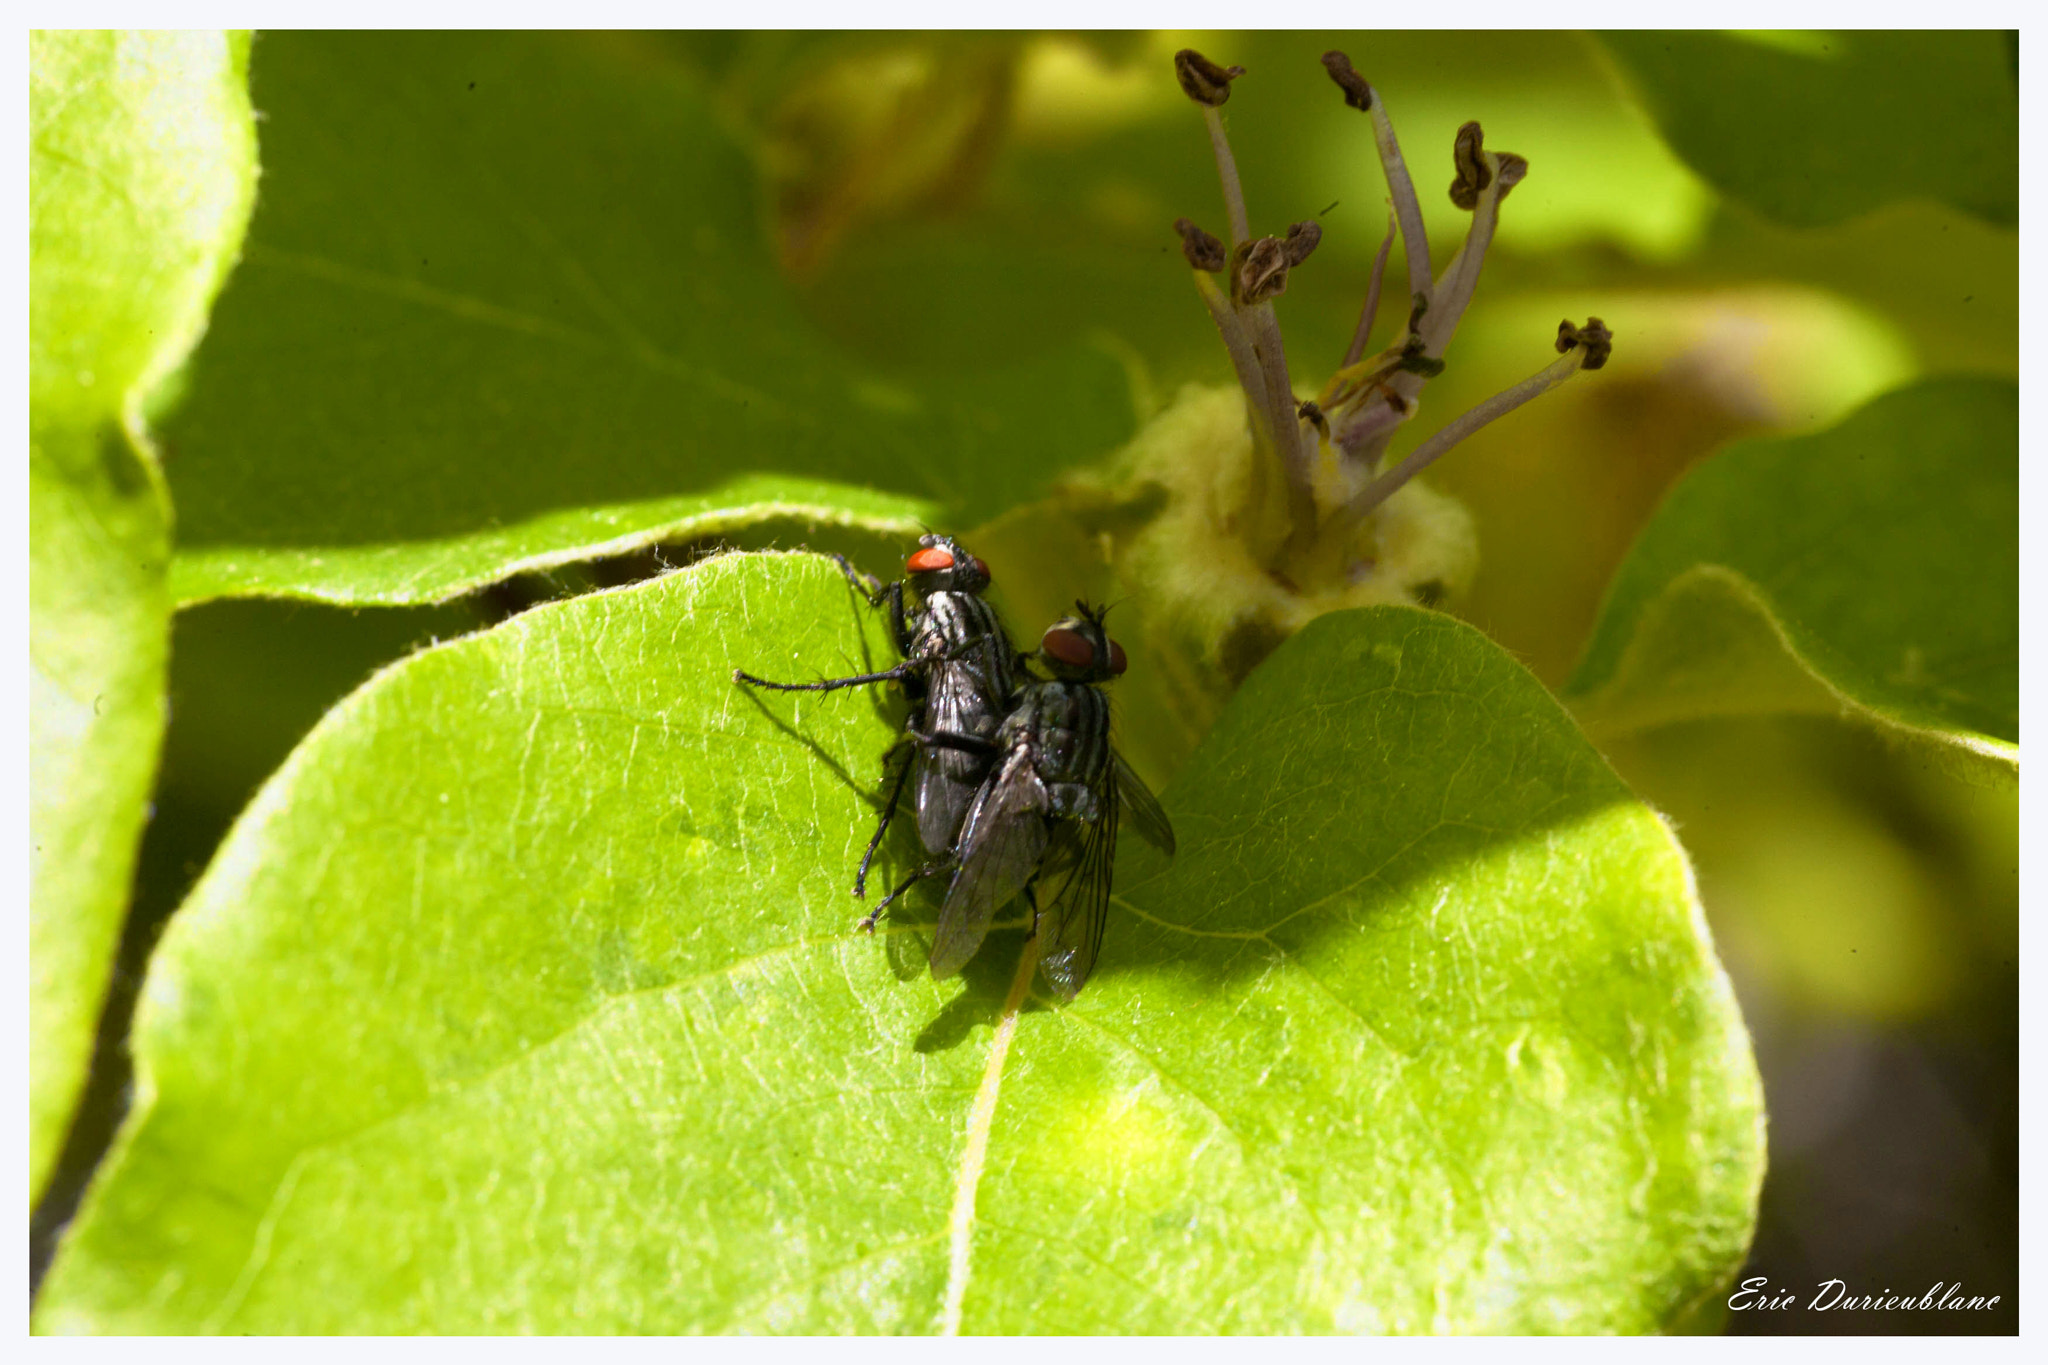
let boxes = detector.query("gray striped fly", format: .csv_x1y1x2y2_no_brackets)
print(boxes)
733,536,1020,907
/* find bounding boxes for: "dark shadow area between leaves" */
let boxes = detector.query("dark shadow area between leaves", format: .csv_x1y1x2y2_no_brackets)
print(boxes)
1727,991,2018,1336
1605,713,2018,1335
470,522,915,630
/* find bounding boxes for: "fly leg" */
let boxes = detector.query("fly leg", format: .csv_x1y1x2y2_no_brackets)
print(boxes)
855,735,918,899
732,661,916,692
855,726,995,898
827,552,889,604
858,856,955,933
827,555,912,656
886,581,910,656
907,727,998,757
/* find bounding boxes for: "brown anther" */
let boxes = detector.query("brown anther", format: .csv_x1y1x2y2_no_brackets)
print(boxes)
1174,217,1226,272
1406,292,1430,332
1283,220,1322,266
1297,398,1328,434
1233,236,1292,305
1175,49,1244,107
1321,51,1373,111
1450,122,1492,211
1556,317,1614,371
1493,152,1529,200
1397,348,1446,379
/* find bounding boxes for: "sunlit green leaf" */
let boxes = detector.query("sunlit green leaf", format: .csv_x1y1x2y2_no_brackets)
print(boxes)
1600,32,2017,228
29,29,258,1201
1568,378,2017,775
38,555,1760,1333
161,32,1134,608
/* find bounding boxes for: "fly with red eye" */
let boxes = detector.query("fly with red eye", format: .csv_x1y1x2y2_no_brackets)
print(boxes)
867,600,1176,1001
1038,622,1129,676
903,544,955,574
903,543,991,581
733,534,1019,905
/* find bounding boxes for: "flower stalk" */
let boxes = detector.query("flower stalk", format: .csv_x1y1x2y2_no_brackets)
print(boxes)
1319,51,1431,301
1341,209,1397,370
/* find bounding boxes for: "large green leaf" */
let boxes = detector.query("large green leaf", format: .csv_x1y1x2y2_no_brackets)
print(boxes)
1568,378,2017,773
162,32,1134,608
39,554,1760,1332
29,30,258,1201
1601,32,2017,228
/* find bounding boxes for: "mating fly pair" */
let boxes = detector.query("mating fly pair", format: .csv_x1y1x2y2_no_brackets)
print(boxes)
732,537,1173,1000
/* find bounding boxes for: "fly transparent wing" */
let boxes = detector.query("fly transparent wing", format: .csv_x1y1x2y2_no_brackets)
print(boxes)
915,662,992,853
1037,765,1120,1002
1113,751,1175,854
928,753,1048,980
914,749,979,854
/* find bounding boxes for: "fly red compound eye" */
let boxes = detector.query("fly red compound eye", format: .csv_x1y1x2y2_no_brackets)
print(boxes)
970,556,991,581
905,546,955,573
1107,639,1128,675
1041,627,1096,669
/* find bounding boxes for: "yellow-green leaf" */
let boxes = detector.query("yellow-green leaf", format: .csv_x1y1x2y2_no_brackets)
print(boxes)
29,29,257,1201
1568,378,2017,777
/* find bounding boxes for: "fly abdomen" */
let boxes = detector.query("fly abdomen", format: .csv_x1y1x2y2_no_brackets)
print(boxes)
1044,781,1102,821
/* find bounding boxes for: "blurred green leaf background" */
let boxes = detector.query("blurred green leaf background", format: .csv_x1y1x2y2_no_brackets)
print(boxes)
30,30,2014,1332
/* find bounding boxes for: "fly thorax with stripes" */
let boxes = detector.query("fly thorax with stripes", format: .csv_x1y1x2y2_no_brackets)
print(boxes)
1028,682,1112,792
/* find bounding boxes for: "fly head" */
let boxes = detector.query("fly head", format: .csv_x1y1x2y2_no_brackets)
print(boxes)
904,534,992,597
1036,600,1128,683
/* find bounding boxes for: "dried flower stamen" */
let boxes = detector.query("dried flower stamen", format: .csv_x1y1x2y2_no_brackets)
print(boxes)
1319,50,1373,111
1557,317,1614,370
1322,50,1431,300
1112,44,1613,672
1283,220,1322,265
1232,237,1292,305
1449,121,1492,210
1175,217,1226,272
1174,48,1244,107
